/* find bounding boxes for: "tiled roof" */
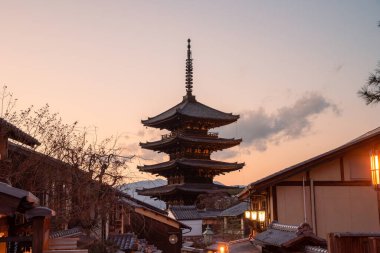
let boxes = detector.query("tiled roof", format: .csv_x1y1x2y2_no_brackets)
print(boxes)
140,135,241,151
119,193,190,229
0,118,40,147
137,183,235,196
254,222,326,248
305,246,328,253
108,233,137,251
142,96,239,127
0,182,39,215
49,227,82,239
198,210,221,219
219,202,248,217
138,158,244,174
239,126,380,198
108,234,163,253
117,191,167,215
169,205,201,220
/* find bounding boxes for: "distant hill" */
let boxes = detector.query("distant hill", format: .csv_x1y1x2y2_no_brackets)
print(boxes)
119,179,167,210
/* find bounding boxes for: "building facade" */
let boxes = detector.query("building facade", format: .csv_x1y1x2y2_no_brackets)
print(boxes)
239,127,380,239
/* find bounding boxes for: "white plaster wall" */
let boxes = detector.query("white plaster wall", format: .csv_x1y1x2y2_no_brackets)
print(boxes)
181,220,203,236
315,186,379,238
276,186,312,226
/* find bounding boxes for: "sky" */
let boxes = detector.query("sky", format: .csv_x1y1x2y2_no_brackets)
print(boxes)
0,1,379,185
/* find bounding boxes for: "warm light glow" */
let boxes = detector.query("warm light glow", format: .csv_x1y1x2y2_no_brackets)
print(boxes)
370,149,380,190
244,210,251,219
0,232,4,237
250,210,257,221
258,210,266,222
219,246,225,253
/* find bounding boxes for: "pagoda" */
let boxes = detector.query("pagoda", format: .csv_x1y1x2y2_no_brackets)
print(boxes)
137,39,244,206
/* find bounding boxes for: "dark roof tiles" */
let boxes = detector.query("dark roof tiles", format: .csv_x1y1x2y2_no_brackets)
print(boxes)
169,205,201,220
138,158,244,173
142,96,239,127
137,183,235,196
49,227,82,239
219,202,248,217
0,118,40,147
254,222,326,248
140,135,241,151
108,233,137,251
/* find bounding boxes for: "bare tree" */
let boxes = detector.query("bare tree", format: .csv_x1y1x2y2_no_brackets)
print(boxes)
358,21,380,104
1,86,134,235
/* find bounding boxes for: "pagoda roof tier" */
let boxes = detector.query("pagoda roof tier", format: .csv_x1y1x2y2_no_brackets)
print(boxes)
140,135,242,152
136,182,235,197
141,95,239,130
138,158,244,176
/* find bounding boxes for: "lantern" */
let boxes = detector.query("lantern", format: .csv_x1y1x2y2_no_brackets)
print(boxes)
244,210,251,219
203,225,214,246
169,234,178,245
258,210,266,222
250,210,257,221
217,242,228,253
370,149,380,191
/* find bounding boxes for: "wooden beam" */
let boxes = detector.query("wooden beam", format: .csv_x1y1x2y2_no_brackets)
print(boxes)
135,207,180,229
276,180,371,187
272,186,278,221
340,157,345,181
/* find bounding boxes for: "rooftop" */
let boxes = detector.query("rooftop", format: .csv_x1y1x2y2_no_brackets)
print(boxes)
0,118,40,147
142,96,239,129
140,134,241,151
138,158,244,174
169,205,201,220
137,182,236,197
239,126,380,199
219,202,248,217
254,221,326,249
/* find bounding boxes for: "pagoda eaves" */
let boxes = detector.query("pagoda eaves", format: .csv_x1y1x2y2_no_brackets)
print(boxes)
138,158,244,177
141,95,239,131
140,135,242,153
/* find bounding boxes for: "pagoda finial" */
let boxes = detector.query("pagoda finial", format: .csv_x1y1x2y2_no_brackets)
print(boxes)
185,38,193,96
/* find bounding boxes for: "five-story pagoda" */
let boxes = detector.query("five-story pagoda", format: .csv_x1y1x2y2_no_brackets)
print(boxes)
137,39,244,206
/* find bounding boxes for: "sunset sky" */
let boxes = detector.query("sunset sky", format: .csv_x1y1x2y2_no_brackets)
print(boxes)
0,1,379,185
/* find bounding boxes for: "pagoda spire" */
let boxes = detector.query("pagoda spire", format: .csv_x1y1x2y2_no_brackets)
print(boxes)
185,38,193,96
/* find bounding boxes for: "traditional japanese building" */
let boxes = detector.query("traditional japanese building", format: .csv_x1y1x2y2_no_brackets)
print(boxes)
137,39,244,206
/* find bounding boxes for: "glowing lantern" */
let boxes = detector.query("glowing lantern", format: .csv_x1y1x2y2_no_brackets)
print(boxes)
244,210,251,219
250,210,258,221
258,210,266,222
370,149,380,190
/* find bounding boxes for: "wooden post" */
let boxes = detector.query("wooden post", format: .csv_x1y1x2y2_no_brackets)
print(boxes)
32,216,50,253
240,217,244,239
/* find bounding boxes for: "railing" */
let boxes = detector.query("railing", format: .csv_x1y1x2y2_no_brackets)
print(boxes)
161,131,219,140
207,132,218,137
305,246,328,253
161,132,177,139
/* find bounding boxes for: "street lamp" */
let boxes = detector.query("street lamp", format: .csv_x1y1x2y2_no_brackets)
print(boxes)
244,210,251,219
203,225,214,246
258,210,266,223
370,148,380,191
250,210,258,221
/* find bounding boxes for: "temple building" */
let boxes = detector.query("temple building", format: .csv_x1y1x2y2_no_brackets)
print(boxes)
137,39,244,206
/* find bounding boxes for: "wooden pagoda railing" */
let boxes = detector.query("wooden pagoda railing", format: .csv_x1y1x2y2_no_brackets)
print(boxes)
161,131,218,140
